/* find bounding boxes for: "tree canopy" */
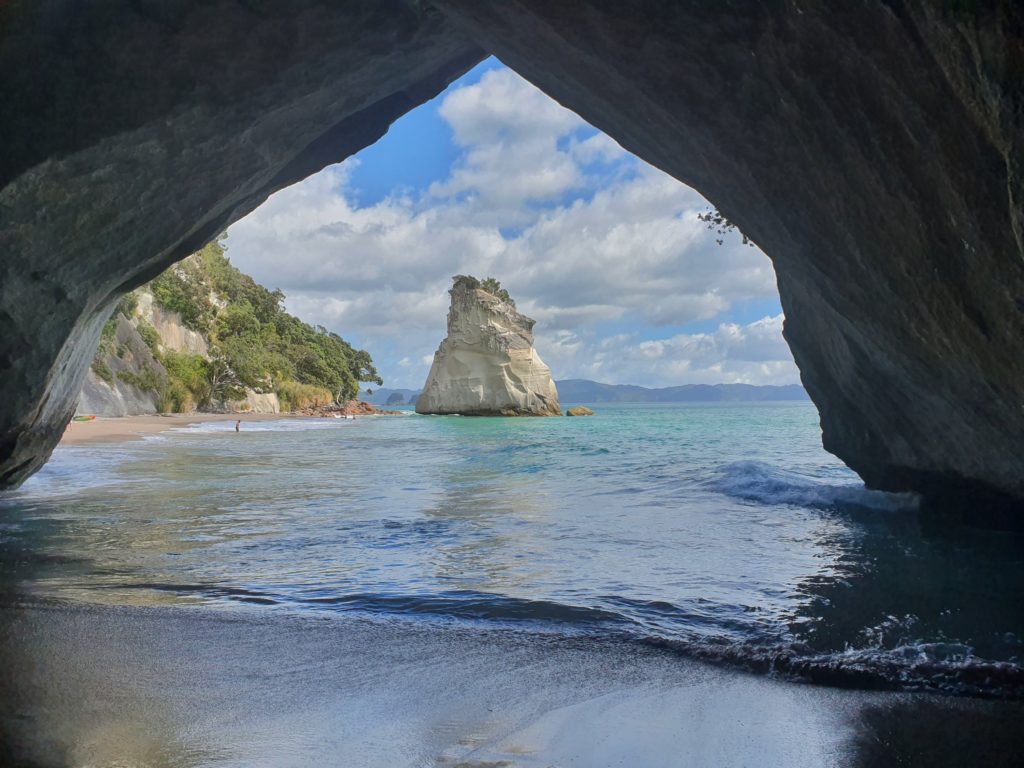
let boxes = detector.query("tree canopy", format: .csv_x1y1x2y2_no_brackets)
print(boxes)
452,274,515,306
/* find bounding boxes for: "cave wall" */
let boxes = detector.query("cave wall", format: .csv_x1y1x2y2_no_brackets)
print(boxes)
0,1,483,485
433,0,1024,510
1,0,1022,511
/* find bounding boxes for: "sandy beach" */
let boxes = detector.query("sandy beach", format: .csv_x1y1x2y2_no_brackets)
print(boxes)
60,413,297,445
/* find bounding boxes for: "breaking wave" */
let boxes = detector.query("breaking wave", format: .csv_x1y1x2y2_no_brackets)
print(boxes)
708,460,919,512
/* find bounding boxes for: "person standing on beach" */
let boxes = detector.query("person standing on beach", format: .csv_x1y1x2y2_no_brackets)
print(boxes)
235,420,241,432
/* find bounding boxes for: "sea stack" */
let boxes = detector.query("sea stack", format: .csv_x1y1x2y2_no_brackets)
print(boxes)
416,276,561,416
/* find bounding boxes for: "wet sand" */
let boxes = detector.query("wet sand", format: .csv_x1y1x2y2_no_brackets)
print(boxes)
60,413,293,445
0,602,1021,767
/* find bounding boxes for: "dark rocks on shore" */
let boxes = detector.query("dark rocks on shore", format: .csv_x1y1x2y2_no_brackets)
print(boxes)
295,400,402,418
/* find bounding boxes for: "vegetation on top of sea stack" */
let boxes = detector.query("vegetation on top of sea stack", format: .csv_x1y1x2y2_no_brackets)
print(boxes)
92,237,382,412
452,274,515,306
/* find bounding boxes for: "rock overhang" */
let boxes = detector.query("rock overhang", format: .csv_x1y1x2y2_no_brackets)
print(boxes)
0,1,1022,517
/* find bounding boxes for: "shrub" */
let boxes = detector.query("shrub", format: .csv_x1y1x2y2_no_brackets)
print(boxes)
151,263,214,332
100,314,119,341
116,292,138,318
96,311,120,360
157,381,195,413
276,380,333,412
162,351,211,406
91,360,114,384
452,274,480,291
454,275,514,306
117,366,164,393
480,277,514,305
136,321,161,355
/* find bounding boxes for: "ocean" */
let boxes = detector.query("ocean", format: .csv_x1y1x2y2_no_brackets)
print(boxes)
3,401,1021,703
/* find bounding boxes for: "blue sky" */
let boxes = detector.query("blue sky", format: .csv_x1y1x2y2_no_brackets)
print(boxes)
226,58,794,390
344,59,505,207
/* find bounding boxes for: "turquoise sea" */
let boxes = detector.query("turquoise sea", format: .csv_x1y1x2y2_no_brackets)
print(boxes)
2,402,1022,699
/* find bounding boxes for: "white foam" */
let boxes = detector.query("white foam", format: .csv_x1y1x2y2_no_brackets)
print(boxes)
170,418,352,435
710,460,919,512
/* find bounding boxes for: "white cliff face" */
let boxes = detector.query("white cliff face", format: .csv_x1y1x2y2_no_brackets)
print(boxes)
416,284,561,416
136,291,209,357
229,391,280,414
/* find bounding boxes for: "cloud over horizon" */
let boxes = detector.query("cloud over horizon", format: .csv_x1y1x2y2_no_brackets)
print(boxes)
226,65,799,389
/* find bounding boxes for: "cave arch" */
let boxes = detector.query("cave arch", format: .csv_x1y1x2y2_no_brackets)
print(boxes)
1,1,1022,512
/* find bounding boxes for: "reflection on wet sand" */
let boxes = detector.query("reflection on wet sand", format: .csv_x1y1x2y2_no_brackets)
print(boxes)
423,456,550,594
1,599,1022,767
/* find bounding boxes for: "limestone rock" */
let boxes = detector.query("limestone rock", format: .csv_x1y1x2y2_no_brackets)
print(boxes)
136,291,209,357
228,391,280,415
77,290,209,418
566,406,594,417
76,314,164,417
416,281,560,417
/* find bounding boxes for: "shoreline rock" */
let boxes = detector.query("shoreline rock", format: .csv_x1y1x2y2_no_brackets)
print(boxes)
294,400,402,418
566,406,594,417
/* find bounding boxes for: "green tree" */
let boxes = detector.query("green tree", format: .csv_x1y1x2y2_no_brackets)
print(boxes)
215,300,261,340
206,355,246,404
479,277,514,305
456,275,515,306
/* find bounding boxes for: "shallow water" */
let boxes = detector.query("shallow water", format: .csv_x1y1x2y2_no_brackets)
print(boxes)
2,402,1022,698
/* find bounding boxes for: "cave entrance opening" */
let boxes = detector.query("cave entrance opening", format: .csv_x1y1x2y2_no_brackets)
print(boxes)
215,56,799,408
4,1,1022,511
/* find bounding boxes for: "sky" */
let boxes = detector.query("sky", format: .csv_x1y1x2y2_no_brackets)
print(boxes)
225,58,799,391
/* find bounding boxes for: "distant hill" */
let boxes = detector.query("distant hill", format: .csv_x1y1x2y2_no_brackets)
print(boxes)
367,380,808,406
555,379,809,403
363,388,421,406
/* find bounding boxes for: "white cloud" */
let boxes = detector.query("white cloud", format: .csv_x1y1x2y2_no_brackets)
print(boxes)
570,133,627,165
537,315,799,388
438,68,583,147
225,66,794,390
